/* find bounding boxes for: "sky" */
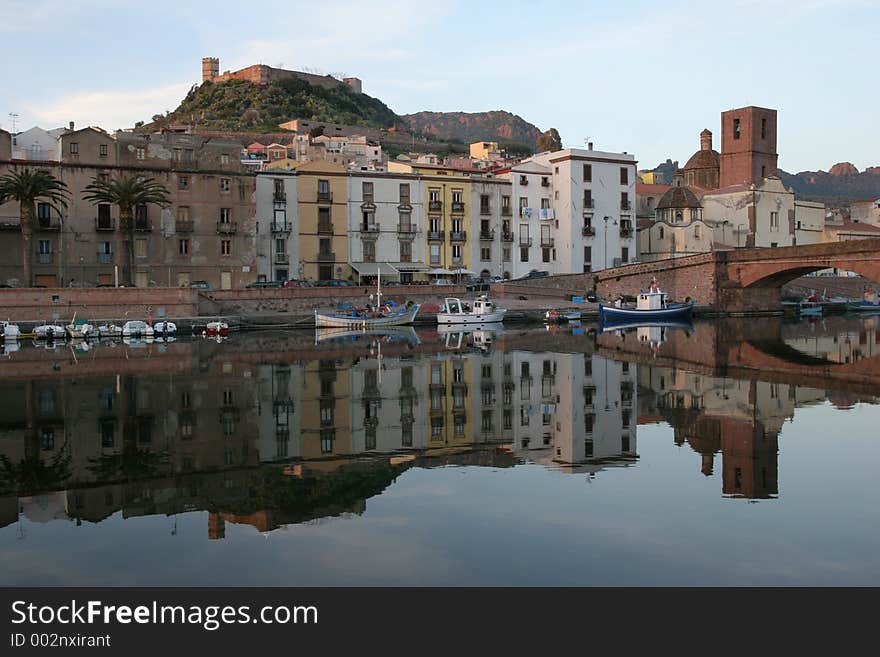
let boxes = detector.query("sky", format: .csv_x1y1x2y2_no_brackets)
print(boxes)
0,0,877,173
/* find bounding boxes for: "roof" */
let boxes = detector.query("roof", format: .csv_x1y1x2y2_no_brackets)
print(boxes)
828,221,880,234
636,183,671,195
683,148,719,171
701,182,754,196
656,185,702,210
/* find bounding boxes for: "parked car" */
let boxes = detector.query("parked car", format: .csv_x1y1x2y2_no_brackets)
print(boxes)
431,278,453,286
315,279,357,287
283,279,312,288
517,270,550,280
246,280,281,289
190,280,214,291
466,279,491,292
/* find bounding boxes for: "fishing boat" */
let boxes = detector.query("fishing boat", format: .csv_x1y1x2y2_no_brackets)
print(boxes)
315,326,421,344
33,324,67,340
205,320,229,336
0,321,21,341
65,314,94,340
314,272,420,328
121,320,154,338
437,295,506,325
154,321,178,336
598,281,693,322
845,300,880,312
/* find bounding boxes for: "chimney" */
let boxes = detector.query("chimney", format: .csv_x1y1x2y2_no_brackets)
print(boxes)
700,129,712,151
69,121,75,131
587,142,593,151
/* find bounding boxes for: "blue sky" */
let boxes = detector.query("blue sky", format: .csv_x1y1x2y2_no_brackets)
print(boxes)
1,0,877,173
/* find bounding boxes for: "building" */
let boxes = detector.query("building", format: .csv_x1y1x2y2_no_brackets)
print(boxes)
509,146,638,275
201,56,362,93
470,141,503,161
849,198,880,227
293,160,349,281
0,128,256,288
638,177,711,261
719,106,778,188
9,125,67,161
682,129,719,190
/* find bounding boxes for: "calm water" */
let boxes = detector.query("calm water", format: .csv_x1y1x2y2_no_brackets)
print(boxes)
1,315,879,586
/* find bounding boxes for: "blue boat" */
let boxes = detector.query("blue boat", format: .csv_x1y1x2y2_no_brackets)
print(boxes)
845,300,880,313
599,288,694,322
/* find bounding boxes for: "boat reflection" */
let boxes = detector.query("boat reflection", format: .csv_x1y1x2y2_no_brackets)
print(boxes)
437,322,504,352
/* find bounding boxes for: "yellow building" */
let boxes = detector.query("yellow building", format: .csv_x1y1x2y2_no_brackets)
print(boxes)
423,173,472,274
470,141,502,160
299,357,353,467
426,356,474,448
295,160,350,281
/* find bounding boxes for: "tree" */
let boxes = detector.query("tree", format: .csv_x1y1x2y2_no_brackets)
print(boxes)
0,169,69,287
83,176,170,287
537,128,563,153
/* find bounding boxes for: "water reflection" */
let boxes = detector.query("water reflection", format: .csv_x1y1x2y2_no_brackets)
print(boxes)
1,315,879,546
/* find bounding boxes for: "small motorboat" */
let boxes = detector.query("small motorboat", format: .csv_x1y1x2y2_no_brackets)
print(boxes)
437,295,506,325
315,273,420,328
121,320,154,338
34,324,67,340
97,324,122,337
845,300,880,313
206,321,229,336
0,321,21,341
65,315,94,339
545,309,581,324
599,281,693,322
154,321,178,336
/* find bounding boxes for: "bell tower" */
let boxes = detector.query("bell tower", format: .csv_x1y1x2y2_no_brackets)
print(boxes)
719,106,777,187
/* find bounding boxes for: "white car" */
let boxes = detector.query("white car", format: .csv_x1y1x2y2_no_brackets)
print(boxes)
431,279,453,286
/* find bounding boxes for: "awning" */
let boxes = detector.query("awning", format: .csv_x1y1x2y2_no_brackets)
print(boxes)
450,268,476,276
428,268,453,275
350,262,400,277
393,262,429,272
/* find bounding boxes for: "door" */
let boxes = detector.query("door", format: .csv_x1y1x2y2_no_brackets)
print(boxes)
221,271,232,290
97,274,113,286
35,274,58,287
176,272,191,288
135,271,149,288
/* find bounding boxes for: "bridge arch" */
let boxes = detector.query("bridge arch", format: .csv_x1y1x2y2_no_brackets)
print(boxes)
736,257,880,289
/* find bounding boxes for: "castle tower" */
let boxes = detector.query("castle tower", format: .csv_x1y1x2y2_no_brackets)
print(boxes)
202,57,219,83
719,106,778,187
343,77,362,94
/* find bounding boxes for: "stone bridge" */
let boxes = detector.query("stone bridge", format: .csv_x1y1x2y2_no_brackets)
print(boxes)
512,239,880,312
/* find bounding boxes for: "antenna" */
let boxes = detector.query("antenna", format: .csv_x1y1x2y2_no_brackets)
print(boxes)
8,112,19,133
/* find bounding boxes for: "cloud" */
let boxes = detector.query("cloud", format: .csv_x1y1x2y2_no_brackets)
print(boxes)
23,82,193,130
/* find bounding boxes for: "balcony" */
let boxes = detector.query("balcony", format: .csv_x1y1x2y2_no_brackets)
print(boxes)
35,218,60,231
540,237,555,248
175,220,194,233
539,208,555,221
519,207,533,219
270,221,293,234
36,252,54,264
449,231,467,242
360,223,380,237
620,200,632,212
273,191,287,204
274,252,289,264
317,252,336,262
317,190,333,203
397,223,417,235
582,225,595,237
451,201,465,214
217,221,238,234
620,226,634,238
452,256,463,266
360,198,376,210
501,231,514,243
479,229,495,241
398,199,412,210
501,206,512,216
427,230,445,241
134,219,151,232
480,204,491,216
317,222,333,234
518,177,528,186
428,200,443,212
541,178,550,187
96,252,113,264
583,199,595,211
95,217,115,231
518,237,532,247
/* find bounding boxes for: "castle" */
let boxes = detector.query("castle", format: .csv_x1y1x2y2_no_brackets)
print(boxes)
201,57,362,94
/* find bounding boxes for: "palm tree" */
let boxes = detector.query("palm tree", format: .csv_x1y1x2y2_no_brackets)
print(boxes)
0,169,68,287
83,176,170,286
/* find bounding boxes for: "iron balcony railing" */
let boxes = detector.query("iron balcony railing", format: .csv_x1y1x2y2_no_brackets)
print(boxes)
428,200,443,212
451,201,465,214
428,230,445,241
317,252,336,262
480,229,495,240
270,221,293,234
217,221,238,234
175,220,194,233
449,231,467,242
97,252,112,264
582,225,595,236
95,217,115,231
274,252,288,264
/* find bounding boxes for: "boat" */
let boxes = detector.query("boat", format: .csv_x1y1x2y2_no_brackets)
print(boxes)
315,326,421,344
0,321,21,341
65,314,94,339
314,272,420,328
437,295,506,325
799,302,823,317
205,320,229,336
154,321,178,336
845,300,880,313
545,309,581,323
121,320,154,338
437,322,504,352
33,324,67,340
96,323,122,337
598,282,693,322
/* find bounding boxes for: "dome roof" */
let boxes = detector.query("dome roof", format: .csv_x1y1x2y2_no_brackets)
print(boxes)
684,148,719,171
656,185,702,210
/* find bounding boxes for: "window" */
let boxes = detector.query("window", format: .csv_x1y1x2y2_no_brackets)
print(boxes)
540,197,550,209
520,247,529,263
221,154,230,165
694,224,701,240
621,192,630,210
38,239,51,255
320,430,334,454
519,175,528,185
69,142,79,155
219,178,230,192
452,244,462,260
502,195,511,212
135,238,147,258
430,244,440,265
480,194,490,214
362,181,373,202
399,240,411,262
583,164,592,182
481,246,491,261
620,167,628,184
221,239,232,256
761,117,767,139
621,247,629,263
502,247,511,262
275,238,287,255
99,144,108,157
37,203,51,220
220,207,232,224
761,165,766,178
583,246,591,272
363,240,375,262
429,188,440,202
452,190,463,204
770,211,779,231
136,147,145,160
733,118,741,140
659,226,665,240
177,206,190,221
399,183,410,203
318,179,330,195
178,175,190,190
178,238,190,256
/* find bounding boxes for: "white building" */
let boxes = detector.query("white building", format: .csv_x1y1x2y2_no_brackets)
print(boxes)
255,172,298,282
509,146,638,276
10,126,67,161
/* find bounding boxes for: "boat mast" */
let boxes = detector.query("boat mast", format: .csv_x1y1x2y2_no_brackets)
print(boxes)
376,267,383,308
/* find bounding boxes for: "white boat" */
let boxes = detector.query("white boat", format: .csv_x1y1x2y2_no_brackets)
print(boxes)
314,271,419,328
97,324,122,337
0,321,21,341
65,315,94,339
33,324,67,340
545,309,581,323
599,284,694,323
437,295,506,325
205,320,229,336
437,322,504,352
154,321,177,335
315,326,421,344
121,320,154,338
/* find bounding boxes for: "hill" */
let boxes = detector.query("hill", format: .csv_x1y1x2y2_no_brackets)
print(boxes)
149,77,400,133
401,110,543,150
778,164,880,205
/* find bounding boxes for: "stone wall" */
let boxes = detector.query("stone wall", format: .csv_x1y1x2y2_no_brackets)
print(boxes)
0,287,199,322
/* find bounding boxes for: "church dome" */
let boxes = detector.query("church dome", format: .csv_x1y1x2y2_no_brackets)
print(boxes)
656,185,702,210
